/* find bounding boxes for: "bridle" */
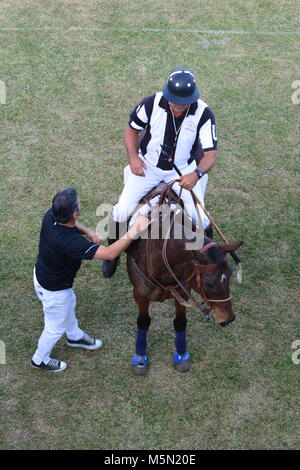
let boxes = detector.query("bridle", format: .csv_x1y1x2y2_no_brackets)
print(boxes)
194,263,232,305
145,237,232,317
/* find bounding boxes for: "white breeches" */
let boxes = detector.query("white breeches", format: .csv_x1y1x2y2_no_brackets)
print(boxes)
113,161,210,229
32,269,83,365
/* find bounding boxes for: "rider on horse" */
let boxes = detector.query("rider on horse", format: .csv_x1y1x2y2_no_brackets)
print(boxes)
102,67,218,278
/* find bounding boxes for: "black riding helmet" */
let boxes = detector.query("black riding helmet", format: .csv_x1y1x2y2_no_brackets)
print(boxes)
162,67,200,105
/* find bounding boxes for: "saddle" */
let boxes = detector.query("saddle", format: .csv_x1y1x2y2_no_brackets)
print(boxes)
139,180,184,213
134,179,210,242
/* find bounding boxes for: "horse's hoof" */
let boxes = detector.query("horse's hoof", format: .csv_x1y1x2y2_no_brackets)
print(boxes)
173,351,191,373
174,362,191,373
132,364,149,376
131,354,149,376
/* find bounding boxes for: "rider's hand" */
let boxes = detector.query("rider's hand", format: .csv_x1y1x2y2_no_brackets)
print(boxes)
179,172,199,191
130,155,147,177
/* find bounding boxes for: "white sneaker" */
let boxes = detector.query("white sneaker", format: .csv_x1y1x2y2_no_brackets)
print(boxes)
31,358,67,372
66,332,102,350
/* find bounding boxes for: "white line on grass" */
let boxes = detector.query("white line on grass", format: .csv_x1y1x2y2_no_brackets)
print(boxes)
0,27,299,35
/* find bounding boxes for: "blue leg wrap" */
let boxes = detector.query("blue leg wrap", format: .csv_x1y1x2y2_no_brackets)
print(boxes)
173,351,191,364
131,353,149,366
174,329,190,363
175,329,187,355
135,328,148,356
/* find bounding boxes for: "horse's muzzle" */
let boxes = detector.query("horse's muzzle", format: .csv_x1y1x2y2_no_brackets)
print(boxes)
219,316,236,327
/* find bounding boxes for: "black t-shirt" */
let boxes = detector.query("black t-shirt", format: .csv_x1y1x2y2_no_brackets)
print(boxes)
35,209,100,291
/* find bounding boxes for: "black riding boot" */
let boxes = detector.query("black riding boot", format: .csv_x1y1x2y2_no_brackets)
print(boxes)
102,237,120,278
204,223,213,240
102,219,127,278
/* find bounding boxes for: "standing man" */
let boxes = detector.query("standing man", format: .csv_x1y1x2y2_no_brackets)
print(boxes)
32,188,150,372
102,67,218,278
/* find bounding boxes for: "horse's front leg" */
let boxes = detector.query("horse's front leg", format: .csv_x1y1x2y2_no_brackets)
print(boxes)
173,299,191,372
131,292,151,376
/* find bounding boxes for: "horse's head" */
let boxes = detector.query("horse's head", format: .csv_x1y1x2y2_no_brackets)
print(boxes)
193,240,243,326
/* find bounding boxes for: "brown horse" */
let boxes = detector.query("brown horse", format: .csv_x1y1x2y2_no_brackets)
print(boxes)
126,182,243,375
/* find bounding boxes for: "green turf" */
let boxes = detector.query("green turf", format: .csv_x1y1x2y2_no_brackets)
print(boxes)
0,0,299,450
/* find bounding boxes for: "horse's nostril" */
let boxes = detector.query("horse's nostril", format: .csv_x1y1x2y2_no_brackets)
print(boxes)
220,316,235,327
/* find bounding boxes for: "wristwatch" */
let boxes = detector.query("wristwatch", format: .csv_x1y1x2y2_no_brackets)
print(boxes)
194,169,205,179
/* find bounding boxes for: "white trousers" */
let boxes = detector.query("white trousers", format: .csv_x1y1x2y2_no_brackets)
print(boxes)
113,161,210,229
32,269,83,365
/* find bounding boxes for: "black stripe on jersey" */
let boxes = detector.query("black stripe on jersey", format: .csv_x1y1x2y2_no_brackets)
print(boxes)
156,98,202,168
157,111,187,170
130,114,147,130
128,94,156,130
156,100,198,169
137,96,156,156
198,107,218,151
191,138,204,162
198,106,216,130
140,126,152,156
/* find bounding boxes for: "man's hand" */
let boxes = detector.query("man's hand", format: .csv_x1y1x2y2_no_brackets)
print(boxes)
129,155,147,177
124,125,147,177
75,221,102,243
179,172,199,191
87,230,103,244
93,214,151,260
81,226,103,245
129,213,152,238
134,214,151,232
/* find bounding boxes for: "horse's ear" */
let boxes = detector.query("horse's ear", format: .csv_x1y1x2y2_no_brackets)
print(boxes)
199,242,218,253
221,240,244,253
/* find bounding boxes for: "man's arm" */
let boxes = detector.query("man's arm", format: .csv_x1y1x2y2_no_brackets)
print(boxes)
93,214,150,260
196,150,217,174
180,150,217,190
75,221,102,244
124,125,147,176
180,106,218,191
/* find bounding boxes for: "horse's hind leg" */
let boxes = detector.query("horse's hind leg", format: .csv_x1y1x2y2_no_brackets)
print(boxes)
131,293,151,376
173,300,191,372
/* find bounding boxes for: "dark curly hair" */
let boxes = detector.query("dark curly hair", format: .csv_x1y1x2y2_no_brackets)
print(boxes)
52,188,79,223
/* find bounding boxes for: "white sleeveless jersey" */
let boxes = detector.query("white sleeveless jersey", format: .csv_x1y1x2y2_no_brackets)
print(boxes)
129,92,217,170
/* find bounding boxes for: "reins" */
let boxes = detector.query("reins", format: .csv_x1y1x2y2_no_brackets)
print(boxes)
144,180,232,316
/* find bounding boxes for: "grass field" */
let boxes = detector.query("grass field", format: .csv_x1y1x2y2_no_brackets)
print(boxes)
0,0,299,450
